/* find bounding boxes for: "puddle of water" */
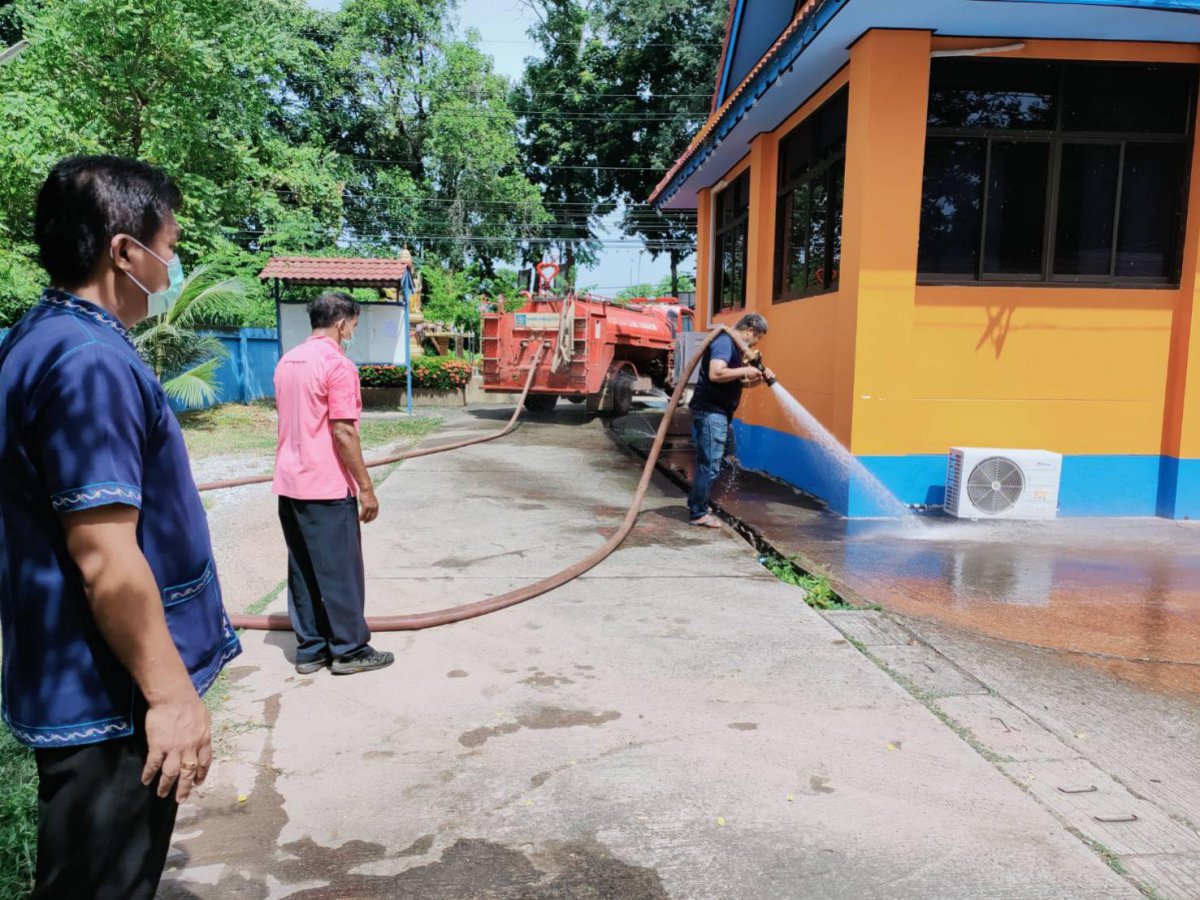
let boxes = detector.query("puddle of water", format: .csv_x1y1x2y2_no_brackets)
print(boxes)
611,410,1200,692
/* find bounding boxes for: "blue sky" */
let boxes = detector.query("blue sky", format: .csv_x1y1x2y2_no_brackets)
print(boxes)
306,0,691,294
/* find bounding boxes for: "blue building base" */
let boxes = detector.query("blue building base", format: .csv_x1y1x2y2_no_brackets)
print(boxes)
732,420,1200,520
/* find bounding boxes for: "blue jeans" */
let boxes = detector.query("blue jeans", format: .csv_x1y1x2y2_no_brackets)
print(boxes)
688,409,734,520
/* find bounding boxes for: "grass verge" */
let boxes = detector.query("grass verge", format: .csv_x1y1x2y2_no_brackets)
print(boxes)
0,729,37,899
180,403,442,459
758,551,852,610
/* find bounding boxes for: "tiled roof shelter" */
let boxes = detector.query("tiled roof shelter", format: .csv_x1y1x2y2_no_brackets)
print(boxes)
257,256,411,288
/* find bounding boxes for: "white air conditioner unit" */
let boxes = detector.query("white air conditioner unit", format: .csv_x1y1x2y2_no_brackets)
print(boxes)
944,448,1062,520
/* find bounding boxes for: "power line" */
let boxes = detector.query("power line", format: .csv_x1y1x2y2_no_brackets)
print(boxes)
275,77,710,99
319,158,681,171
267,190,693,211
470,38,721,47
223,228,695,248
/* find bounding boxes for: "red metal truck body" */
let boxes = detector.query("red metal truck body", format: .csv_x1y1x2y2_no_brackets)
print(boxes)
481,295,693,414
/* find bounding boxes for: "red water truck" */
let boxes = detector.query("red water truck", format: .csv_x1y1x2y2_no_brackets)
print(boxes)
481,266,694,416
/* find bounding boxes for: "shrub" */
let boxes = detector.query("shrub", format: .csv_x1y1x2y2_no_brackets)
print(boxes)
359,357,474,392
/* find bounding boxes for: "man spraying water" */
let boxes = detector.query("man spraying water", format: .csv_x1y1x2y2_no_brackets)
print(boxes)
687,314,775,529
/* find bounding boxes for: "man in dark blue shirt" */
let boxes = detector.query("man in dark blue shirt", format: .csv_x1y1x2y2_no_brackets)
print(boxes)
0,156,241,898
688,313,773,528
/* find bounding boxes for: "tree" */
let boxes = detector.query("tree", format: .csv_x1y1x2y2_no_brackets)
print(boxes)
279,1,547,269
422,38,548,269
615,272,695,301
0,0,22,46
0,0,344,317
132,266,252,407
590,0,727,294
513,0,616,285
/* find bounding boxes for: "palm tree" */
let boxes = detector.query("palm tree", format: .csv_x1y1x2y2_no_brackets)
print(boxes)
132,265,251,408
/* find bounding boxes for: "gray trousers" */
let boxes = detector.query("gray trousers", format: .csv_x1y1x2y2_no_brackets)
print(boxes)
278,495,370,661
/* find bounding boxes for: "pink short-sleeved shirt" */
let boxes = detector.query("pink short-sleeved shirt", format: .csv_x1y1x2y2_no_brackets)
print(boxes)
272,335,362,500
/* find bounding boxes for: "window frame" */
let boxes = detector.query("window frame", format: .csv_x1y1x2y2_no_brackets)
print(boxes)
919,59,1197,289
773,90,848,304
713,170,750,313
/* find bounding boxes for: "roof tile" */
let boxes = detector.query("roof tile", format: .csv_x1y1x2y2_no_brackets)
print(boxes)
257,256,412,287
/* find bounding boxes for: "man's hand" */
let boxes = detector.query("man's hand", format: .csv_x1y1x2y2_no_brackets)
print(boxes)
142,689,212,802
359,484,380,523
740,369,763,386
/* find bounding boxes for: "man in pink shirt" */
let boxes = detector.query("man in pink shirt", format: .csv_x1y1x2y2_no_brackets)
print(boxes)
273,292,394,676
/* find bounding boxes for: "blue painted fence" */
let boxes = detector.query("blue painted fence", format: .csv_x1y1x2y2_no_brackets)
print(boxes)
0,326,279,411
201,328,278,409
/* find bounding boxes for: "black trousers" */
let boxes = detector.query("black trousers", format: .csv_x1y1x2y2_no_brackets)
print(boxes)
33,701,178,900
278,494,370,661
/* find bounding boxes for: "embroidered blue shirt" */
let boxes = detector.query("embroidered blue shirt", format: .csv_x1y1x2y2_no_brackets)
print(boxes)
0,289,241,748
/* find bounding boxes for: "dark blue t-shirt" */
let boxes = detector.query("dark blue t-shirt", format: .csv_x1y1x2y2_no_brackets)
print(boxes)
690,332,743,418
0,290,241,748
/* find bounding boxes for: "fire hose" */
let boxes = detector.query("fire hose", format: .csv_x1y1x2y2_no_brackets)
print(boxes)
195,343,548,495
217,327,736,632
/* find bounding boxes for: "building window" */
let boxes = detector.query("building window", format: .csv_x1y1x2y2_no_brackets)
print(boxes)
774,89,847,301
714,170,750,311
919,59,1196,285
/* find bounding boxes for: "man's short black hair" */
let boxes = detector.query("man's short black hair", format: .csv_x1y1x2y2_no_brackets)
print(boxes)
34,155,182,287
308,291,361,329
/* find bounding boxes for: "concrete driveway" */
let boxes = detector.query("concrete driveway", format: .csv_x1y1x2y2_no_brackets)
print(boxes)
163,407,1136,899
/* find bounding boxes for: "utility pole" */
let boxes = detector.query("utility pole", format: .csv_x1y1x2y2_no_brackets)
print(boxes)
0,40,29,66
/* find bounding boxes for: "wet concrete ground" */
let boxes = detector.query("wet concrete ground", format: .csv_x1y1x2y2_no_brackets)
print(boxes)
616,410,1200,696
614,408,1200,898
164,406,1142,899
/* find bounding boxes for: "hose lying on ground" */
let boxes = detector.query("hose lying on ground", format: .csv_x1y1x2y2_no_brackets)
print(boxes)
196,344,547,494
223,327,732,632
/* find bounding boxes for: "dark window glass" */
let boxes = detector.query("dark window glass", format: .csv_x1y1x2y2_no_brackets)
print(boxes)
816,90,849,157
714,171,750,310
830,166,843,290
807,179,828,287
1063,64,1193,135
920,58,1196,285
790,186,808,293
1054,143,1120,276
774,88,847,301
780,126,813,184
1117,143,1187,279
928,59,1057,130
919,138,987,275
983,141,1050,276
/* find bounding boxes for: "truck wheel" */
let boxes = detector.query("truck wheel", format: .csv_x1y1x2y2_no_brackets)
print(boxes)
604,371,636,418
523,394,559,414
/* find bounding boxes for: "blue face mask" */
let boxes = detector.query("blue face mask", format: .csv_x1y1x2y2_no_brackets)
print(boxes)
117,237,185,317
339,318,358,353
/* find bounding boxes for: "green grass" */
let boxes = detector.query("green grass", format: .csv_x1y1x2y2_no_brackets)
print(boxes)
759,552,851,610
179,403,442,459
0,729,37,899
178,402,278,457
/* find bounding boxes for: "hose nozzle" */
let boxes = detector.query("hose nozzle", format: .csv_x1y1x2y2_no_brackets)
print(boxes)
746,350,776,386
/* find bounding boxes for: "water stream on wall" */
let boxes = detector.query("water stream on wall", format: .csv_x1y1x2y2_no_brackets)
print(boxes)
769,382,915,522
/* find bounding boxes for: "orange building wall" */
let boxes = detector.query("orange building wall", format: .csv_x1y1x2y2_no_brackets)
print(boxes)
695,30,1200,514
715,71,853,445
888,37,1200,460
